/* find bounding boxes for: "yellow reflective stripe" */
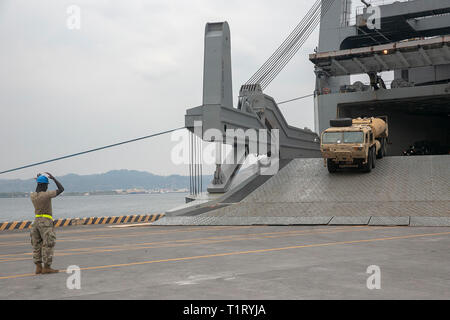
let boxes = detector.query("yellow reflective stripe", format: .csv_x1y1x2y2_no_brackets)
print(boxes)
35,214,53,220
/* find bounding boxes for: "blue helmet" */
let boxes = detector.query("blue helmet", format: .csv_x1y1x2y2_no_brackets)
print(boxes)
37,175,49,184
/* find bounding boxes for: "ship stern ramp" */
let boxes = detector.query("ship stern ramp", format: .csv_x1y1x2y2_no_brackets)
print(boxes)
155,155,450,226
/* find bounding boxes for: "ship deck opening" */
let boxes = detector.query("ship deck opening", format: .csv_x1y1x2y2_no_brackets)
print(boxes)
337,96,450,156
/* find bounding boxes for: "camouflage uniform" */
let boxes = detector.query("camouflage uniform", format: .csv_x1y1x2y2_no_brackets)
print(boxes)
30,190,57,266
30,217,56,266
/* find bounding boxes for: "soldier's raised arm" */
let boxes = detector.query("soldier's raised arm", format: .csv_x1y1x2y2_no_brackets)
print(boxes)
45,172,64,196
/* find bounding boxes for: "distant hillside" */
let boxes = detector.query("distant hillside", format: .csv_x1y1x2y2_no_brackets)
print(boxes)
0,170,211,193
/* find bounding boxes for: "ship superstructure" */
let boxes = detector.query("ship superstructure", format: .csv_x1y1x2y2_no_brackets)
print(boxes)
311,0,450,155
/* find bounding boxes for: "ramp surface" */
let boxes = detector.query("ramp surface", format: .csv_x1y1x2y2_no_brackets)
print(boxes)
155,156,450,226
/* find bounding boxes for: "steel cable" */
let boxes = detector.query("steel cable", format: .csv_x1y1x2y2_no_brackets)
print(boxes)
257,11,320,88
246,2,320,85
246,0,321,85
246,0,336,89
260,9,322,89
260,0,335,89
0,127,185,175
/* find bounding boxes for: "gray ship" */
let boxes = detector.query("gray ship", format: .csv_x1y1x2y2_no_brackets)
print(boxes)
312,0,450,157
159,0,450,227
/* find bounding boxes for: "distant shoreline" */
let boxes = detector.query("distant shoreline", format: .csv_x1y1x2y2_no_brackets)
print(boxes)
0,169,210,196
0,190,189,198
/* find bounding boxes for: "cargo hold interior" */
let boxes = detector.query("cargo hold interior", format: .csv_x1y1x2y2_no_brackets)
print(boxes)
337,96,450,156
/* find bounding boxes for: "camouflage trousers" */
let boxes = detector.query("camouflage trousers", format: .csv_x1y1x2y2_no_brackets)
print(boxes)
30,217,56,266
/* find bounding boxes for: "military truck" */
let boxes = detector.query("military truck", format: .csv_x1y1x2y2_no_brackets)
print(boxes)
320,117,388,173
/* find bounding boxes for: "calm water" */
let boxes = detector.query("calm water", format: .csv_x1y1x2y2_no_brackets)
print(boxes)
0,193,187,222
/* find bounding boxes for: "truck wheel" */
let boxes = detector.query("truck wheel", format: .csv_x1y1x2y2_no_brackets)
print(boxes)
372,148,376,168
379,138,387,158
363,151,372,173
376,149,382,159
377,140,384,159
327,159,337,173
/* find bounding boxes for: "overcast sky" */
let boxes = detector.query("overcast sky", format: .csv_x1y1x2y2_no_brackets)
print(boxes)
0,0,331,180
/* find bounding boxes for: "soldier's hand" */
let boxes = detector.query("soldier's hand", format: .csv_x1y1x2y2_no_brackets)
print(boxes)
45,172,55,180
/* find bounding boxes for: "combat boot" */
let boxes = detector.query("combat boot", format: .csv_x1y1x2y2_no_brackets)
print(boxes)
35,263,43,274
42,264,59,274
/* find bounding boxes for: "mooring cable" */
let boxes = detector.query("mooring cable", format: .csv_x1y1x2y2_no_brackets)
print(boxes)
0,127,185,175
277,93,314,105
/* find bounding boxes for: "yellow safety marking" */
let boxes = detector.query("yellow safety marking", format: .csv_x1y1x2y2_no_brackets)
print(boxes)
0,225,253,247
0,214,164,232
0,221,168,238
0,225,319,253
9,222,19,230
0,227,394,263
18,221,28,230
1,230,449,280
0,226,387,263
0,226,253,247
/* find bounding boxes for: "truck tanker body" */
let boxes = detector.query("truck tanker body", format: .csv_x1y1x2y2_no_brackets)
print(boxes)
320,117,388,173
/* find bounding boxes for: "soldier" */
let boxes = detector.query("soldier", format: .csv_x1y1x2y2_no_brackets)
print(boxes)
30,172,64,274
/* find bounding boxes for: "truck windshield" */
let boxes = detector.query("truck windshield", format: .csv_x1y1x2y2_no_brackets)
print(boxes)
322,132,364,144
322,132,342,144
343,132,364,143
